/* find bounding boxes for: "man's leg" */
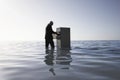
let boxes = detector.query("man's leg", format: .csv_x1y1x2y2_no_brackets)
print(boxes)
50,39,55,49
45,39,49,49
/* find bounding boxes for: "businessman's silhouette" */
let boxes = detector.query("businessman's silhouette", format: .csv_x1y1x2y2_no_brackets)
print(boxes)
45,21,58,49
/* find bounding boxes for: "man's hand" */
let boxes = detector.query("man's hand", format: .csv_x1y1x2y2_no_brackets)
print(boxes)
57,33,60,35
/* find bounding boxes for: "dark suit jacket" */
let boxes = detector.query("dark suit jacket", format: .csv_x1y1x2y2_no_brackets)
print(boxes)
45,24,56,40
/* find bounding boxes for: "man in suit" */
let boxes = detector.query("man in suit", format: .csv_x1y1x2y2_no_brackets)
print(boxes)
45,21,58,49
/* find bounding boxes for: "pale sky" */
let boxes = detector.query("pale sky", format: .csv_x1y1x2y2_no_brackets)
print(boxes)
0,0,120,41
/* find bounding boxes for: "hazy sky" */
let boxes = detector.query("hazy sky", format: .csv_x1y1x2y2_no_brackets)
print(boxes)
0,0,120,41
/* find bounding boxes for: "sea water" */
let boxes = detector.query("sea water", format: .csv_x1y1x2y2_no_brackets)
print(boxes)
0,40,120,80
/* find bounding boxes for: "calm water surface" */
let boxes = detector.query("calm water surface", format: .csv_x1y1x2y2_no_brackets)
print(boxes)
0,40,120,80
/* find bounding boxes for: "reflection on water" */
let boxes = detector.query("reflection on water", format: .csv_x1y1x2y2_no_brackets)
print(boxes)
0,41,120,80
44,49,72,76
44,49,54,66
44,49,55,76
56,49,72,69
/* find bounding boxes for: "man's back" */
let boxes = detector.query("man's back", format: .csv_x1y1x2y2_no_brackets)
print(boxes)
45,24,53,40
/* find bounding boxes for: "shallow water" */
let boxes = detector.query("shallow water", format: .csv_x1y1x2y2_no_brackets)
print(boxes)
0,40,120,80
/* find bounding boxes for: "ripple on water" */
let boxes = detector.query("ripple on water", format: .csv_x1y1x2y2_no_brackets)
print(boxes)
0,41,120,80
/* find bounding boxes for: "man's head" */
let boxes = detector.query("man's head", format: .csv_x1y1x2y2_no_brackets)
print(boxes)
49,21,53,25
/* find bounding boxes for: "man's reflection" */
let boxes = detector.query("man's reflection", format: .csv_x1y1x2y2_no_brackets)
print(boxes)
44,49,54,65
44,49,56,76
44,49,72,76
